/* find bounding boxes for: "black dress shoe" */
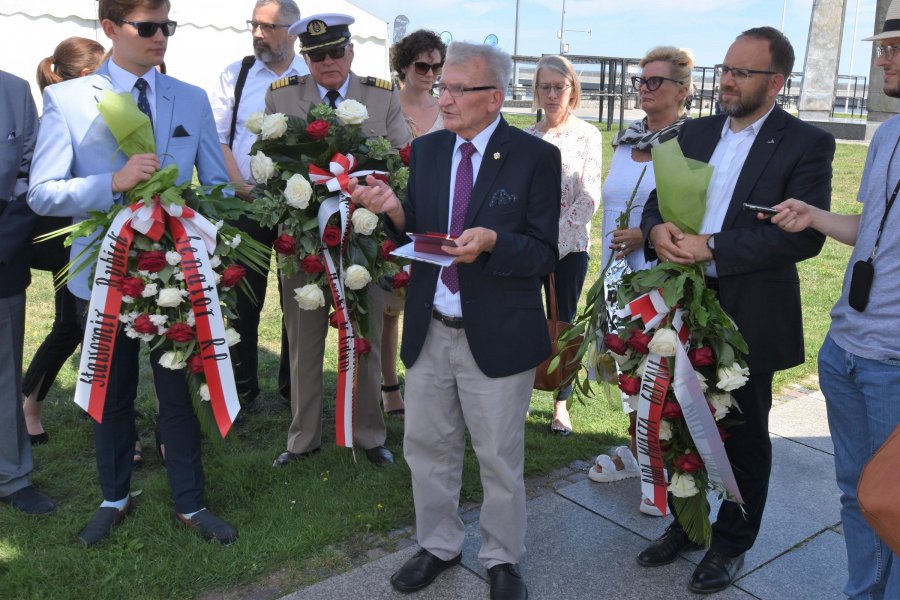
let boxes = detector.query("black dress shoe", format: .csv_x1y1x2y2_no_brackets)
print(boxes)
365,445,394,467
174,508,238,545
688,550,744,594
488,563,528,600
272,448,320,467
77,497,134,545
637,524,702,567
29,432,49,446
0,485,55,514
390,548,461,593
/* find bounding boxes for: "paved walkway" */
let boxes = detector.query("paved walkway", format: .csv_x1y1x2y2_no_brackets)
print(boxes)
282,378,846,599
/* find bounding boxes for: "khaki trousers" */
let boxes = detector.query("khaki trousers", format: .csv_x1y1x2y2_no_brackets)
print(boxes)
280,270,386,452
405,317,534,568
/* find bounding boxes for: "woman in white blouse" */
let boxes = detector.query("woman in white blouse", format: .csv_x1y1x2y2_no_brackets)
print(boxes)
527,55,603,436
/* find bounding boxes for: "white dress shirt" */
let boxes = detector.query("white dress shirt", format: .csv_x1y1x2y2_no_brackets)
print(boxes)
316,77,351,107
107,59,157,123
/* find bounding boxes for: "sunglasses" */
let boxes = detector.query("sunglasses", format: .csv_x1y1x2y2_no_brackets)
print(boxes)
119,20,178,38
306,46,347,63
631,76,682,92
413,61,443,76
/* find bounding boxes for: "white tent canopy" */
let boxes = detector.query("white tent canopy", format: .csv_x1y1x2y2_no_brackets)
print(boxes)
0,0,391,108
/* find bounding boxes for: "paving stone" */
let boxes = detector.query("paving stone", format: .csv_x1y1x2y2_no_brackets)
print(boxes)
769,395,834,455
569,459,591,470
550,478,573,490
566,472,589,483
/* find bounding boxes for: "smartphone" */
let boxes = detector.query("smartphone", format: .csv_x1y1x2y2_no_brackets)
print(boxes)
742,203,779,215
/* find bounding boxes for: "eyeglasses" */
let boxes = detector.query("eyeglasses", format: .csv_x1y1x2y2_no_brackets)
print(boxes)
413,61,443,76
246,20,290,34
306,46,347,63
876,44,900,59
715,64,778,80
537,83,571,95
631,76,682,91
437,84,497,97
119,20,177,38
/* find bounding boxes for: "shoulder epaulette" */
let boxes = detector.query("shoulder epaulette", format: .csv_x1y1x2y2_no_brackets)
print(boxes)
270,75,303,91
362,76,394,91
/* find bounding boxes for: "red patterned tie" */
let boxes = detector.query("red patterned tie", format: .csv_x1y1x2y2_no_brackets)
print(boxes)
441,142,477,294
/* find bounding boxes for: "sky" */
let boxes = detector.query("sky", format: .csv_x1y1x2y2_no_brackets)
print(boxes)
349,0,879,78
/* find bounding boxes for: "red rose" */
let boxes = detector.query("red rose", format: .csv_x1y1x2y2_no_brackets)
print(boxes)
119,276,145,298
301,254,326,275
221,264,246,288
398,143,411,166
356,338,371,355
604,333,628,355
136,251,167,273
380,239,398,261
328,312,339,329
323,226,342,248
617,373,641,396
187,354,204,374
391,271,410,289
132,313,157,335
273,234,297,255
674,452,704,473
626,330,652,354
661,399,683,420
688,346,715,367
305,119,331,140
165,322,195,343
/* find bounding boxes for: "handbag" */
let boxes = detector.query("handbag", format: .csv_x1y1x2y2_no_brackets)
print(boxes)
857,423,900,555
534,273,584,392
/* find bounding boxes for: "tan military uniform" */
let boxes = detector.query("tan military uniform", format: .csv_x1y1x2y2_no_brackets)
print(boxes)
266,72,412,453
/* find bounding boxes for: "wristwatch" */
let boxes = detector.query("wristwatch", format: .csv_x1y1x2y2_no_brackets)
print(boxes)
706,234,716,258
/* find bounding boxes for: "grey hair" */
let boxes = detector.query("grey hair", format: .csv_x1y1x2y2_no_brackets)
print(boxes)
445,42,511,94
254,0,300,23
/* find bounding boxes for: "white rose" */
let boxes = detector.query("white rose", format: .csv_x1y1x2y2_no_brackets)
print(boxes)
158,350,187,370
612,351,630,367
668,472,700,498
716,362,750,392
707,392,734,421
156,287,185,308
186,310,196,327
294,283,325,310
225,327,241,347
648,328,678,357
199,384,211,402
149,314,168,327
625,395,639,412
350,207,378,236
344,264,371,290
335,99,369,125
250,151,277,183
658,419,673,441
165,251,182,266
283,174,312,209
261,112,288,140
228,234,242,249
696,371,709,392
122,295,135,304
245,111,265,134
141,282,158,298
209,255,222,269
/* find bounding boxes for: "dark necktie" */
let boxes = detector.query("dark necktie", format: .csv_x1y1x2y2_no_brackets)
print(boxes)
325,90,340,109
135,77,153,128
440,142,477,294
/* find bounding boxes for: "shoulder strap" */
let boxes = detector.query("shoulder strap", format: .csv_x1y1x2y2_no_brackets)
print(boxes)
228,55,256,149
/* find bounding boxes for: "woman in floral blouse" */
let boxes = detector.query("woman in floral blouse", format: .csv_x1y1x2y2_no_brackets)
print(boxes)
527,55,603,436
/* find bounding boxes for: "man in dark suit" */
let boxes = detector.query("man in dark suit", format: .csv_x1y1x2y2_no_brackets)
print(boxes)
351,42,560,600
638,27,835,593
0,70,55,515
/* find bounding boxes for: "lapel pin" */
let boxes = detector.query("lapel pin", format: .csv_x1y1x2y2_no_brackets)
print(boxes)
493,152,500,160
767,139,775,144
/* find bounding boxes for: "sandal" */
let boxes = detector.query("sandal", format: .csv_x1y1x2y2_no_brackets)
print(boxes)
381,383,405,419
549,418,572,437
640,495,664,517
588,446,639,483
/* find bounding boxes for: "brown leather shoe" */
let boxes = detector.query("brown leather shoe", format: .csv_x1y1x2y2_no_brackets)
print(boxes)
174,509,238,545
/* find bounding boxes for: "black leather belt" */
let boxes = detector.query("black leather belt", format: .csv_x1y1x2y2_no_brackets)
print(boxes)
432,309,464,329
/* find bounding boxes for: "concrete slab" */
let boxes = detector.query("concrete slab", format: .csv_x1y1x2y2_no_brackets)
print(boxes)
282,546,488,600
737,529,848,600
769,395,835,456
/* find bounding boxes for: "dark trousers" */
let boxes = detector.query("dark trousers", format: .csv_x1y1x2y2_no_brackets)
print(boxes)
549,251,589,323
77,300,205,513
228,215,291,403
22,282,82,401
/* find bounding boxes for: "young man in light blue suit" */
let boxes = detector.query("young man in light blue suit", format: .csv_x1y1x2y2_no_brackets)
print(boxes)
28,0,238,546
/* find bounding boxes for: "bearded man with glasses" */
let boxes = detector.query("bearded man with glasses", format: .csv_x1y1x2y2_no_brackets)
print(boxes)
265,13,411,470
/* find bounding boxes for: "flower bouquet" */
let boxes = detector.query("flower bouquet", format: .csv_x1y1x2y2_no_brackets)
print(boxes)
41,90,270,438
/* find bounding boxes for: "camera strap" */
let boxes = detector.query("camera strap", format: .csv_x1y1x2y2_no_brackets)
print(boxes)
868,176,900,262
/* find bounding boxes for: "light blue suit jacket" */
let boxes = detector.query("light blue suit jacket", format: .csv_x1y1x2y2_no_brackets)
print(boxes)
27,61,229,299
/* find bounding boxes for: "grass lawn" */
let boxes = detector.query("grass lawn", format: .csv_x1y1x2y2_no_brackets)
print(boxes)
0,118,867,600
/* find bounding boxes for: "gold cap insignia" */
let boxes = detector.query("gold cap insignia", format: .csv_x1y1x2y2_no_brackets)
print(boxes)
307,20,326,36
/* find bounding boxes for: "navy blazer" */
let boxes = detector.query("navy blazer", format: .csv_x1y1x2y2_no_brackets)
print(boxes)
641,105,835,373
396,117,561,378
0,71,38,298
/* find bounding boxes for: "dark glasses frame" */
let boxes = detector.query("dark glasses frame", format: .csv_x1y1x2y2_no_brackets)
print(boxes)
306,46,348,63
631,76,682,92
119,20,178,38
413,61,443,76
246,20,290,34
714,64,778,80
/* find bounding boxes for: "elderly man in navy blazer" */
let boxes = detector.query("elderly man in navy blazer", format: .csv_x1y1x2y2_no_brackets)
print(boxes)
351,42,560,600
0,70,55,515
28,0,237,546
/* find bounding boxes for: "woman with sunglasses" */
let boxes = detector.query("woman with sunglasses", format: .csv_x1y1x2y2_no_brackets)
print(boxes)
526,55,603,436
588,46,694,516
376,30,447,420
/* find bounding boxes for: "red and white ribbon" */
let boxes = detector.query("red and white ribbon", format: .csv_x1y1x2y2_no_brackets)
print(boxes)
308,153,385,196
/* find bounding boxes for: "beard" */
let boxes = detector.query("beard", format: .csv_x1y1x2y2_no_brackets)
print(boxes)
884,79,900,98
254,40,289,64
718,82,769,119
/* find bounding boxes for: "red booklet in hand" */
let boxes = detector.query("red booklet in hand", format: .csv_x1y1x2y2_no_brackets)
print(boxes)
408,232,458,257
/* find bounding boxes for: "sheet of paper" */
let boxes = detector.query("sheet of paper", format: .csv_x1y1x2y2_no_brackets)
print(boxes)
391,241,456,267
